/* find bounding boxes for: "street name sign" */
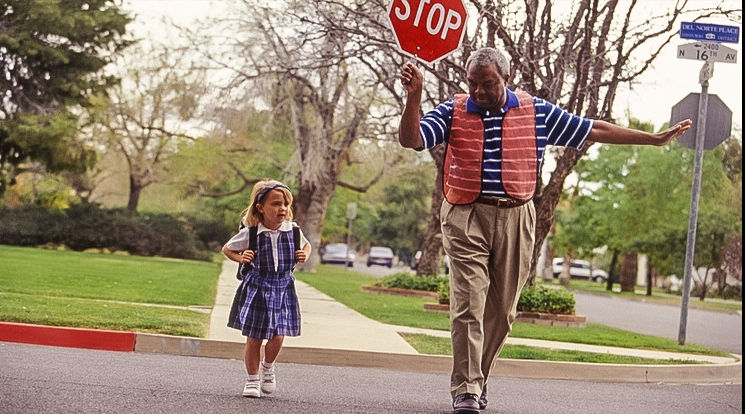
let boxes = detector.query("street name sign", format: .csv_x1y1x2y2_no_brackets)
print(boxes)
677,41,738,63
387,0,469,64
680,22,740,43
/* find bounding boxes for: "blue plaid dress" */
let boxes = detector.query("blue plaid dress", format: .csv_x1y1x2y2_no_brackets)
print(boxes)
227,229,301,339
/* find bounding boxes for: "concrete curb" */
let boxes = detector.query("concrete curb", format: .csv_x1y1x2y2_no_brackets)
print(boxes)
133,332,741,384
2,323,739,384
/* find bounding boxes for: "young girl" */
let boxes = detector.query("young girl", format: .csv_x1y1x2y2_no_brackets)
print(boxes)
222,179,311,398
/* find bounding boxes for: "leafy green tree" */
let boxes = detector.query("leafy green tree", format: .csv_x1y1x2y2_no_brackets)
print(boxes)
368,167,435,261
558,121,741,295
0,0,132,195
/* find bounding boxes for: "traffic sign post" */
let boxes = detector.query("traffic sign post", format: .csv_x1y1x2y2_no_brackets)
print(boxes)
387,0,469,64
674,21,737,347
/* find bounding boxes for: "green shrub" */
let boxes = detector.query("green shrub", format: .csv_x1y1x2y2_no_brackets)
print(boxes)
437,278,450,304
0,204,231,261
722,284,742,301
517,285,576,315
434,279,575,315
374,272,446,292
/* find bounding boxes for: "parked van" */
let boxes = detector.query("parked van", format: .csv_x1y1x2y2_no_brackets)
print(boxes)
552,258,608,283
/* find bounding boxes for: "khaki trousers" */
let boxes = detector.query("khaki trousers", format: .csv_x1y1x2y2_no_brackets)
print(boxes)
441,200,535,398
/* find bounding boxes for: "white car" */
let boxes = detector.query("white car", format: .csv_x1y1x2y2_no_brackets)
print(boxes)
367,246,394,268
552,258,609,283
320,243,356,267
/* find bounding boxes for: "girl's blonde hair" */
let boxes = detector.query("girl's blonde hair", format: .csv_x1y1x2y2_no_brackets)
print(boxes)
241,179,294,227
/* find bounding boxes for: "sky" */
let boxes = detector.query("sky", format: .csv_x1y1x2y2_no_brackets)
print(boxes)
122,0,742,132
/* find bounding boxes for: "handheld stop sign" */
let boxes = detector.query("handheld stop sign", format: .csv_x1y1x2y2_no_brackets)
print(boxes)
387,0,469,64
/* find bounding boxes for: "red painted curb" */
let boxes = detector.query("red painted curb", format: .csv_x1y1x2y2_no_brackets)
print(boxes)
0,322,136,352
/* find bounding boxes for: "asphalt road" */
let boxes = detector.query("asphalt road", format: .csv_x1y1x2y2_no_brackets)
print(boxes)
326,258,410,278
1,342,740,414
574,292,742,355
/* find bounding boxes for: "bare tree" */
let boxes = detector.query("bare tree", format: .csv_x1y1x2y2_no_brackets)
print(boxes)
89,44,208,212
181,1,409,270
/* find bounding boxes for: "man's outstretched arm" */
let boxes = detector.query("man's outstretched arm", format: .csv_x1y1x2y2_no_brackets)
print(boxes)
589,119,693,146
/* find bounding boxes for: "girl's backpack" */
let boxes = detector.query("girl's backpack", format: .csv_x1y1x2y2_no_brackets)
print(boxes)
236,223,301,280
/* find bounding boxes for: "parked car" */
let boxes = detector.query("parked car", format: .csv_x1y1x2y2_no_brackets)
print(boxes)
366,246,394,268
320,243,356,267
552,258,608,283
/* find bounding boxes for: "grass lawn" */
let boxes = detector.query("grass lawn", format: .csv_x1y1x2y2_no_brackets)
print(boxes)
402,334,703,365
0,245,221,337
296,266,733,360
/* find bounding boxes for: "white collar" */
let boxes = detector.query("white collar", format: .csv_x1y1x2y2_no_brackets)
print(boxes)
257,221,294,234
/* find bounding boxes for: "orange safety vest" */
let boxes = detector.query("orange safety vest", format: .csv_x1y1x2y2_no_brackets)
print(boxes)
443,92,538,205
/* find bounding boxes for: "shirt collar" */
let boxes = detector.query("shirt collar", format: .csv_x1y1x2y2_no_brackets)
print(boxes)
465,87,519,116
257,221,293,234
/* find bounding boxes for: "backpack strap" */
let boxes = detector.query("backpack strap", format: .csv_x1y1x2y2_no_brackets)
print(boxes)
248,225,258,251
292,225,301,251
236,223,257,280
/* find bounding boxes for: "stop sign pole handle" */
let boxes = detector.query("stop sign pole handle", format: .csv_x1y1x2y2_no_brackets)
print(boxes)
403,56,417,85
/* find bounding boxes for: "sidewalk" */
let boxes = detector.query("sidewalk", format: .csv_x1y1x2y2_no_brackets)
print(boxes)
205,260,741,383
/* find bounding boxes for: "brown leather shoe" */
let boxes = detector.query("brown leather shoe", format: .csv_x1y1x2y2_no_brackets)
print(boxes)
452,393,479,414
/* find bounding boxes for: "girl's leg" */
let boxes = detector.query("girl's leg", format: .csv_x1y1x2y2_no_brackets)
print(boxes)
245,337,263,375
264,335,285,363
260,335,284,394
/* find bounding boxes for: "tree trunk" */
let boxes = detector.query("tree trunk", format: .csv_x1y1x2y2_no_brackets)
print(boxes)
606,250,619,291
620,252,637,292
127,175,142,212
529,145,592,284
294,171,338,272
646,268,652,296
417,145,446,277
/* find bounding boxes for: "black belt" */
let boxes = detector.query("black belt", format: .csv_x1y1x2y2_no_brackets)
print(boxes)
475,196,529,208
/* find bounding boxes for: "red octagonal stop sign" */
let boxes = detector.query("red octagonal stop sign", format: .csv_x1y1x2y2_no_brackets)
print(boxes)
387,0,469,64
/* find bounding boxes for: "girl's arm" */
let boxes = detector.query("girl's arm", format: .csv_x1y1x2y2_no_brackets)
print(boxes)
296,241,311,263
222,244,254,264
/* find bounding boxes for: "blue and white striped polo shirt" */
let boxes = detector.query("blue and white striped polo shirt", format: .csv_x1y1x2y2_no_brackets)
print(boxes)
419,88,593,198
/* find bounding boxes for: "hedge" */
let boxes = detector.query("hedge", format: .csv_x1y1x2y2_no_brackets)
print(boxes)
0,204,233,261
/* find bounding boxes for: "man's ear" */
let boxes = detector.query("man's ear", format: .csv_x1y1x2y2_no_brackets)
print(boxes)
502,72,510,85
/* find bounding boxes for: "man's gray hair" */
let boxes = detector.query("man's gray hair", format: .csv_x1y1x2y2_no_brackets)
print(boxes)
465,47,510,77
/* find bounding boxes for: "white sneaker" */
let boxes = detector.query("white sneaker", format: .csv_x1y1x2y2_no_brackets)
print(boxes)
242,379,260,398
261,364,276,394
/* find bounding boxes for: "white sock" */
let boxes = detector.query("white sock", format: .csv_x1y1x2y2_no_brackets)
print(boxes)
248,374,260,381
261,360,275,370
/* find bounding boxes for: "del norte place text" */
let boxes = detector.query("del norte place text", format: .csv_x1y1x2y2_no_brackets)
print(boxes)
680,22,740,44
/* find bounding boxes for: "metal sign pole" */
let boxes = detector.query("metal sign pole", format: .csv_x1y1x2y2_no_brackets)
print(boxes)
678,67,710,346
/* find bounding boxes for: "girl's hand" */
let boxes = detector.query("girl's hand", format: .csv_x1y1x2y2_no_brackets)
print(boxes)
295,250,307,263
240,250,255,264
